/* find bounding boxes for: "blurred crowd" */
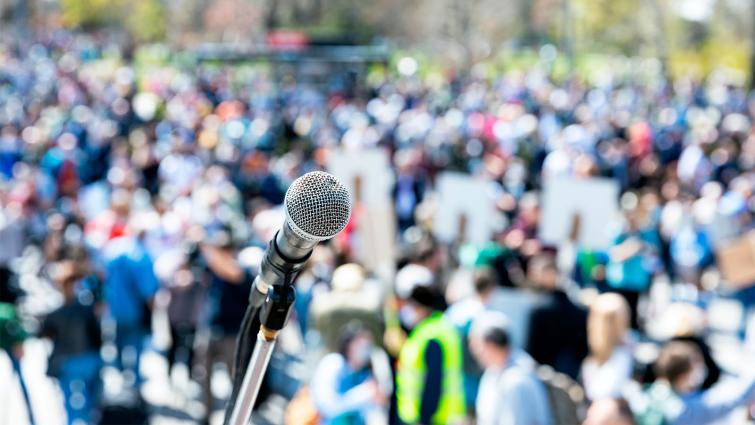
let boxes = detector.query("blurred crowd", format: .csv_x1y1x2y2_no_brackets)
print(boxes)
0,31,754,425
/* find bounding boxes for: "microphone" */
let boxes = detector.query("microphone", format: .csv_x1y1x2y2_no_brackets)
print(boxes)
226,171,351,425
253,171,352,300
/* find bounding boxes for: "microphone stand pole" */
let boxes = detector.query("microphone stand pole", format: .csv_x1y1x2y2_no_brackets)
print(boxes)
227,281,294,425
224,234,305,425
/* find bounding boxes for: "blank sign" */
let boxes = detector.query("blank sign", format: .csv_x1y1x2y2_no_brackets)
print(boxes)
433,172,499,245
539,177,621,250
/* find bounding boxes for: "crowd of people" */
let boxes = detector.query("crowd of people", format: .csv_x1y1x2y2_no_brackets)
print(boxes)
0,30,754,425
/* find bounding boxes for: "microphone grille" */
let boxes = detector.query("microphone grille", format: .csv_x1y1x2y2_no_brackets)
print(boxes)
284,171,352,242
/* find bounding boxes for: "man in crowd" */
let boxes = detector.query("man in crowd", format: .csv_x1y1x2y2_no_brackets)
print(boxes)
40,260,102,425
525,254,589,380
396,283,466,425
309,263,383,352
469,311,552,425
103,221,160,389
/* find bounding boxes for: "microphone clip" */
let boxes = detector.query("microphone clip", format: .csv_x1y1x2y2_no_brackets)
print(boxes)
259,281,296,333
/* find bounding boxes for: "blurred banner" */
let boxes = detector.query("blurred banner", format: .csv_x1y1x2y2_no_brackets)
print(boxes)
717,230,755,288
328,149,396,280
539,177,620,250
433,172,499,245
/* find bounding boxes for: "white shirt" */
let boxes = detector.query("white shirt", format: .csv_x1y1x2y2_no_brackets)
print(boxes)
582,346,634,401
477,350,553,425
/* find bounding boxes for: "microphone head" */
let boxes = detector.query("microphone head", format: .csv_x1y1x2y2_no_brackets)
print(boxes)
284,171,352,242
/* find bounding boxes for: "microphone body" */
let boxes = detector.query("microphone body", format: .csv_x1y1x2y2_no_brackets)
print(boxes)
246,223,314,331
251,221,317,299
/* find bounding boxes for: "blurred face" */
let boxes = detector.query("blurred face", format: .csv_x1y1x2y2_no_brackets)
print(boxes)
528,262,558,289
469,335,506,369
398,300,425,329
541,266,559,288
347,333,373,370
674,355,706,394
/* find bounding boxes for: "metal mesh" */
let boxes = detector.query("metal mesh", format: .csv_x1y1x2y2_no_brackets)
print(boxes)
284,171,352,241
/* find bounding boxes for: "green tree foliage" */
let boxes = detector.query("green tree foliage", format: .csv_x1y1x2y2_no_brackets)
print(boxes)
60,0,166,42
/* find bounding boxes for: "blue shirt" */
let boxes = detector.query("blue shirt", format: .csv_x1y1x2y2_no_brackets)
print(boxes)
311,353,375,425
103,237,159,327
607,229,661,291
640,378,755,425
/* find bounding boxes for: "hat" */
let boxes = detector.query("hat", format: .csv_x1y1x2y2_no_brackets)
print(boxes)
395,264,433,299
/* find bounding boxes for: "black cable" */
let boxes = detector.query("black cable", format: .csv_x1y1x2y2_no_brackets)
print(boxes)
223,300,262,425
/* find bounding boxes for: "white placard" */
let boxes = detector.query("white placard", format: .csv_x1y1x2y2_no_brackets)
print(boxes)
327,148,394,208
328,148,396,279
433,172,497,244
539,177,620,249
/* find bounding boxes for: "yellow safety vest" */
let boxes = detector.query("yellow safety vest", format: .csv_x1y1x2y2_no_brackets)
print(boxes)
396,312,466,424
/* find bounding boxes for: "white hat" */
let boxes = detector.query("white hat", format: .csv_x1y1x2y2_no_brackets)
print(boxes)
395,264,433,299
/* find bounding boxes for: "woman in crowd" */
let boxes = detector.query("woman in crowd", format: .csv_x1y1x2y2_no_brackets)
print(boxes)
310,323,389,425
581,293,634,401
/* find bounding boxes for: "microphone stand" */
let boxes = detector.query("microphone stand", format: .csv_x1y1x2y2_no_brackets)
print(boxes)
224,235,306,425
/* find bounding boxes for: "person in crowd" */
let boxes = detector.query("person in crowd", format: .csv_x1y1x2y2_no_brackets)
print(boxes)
583,398,635,425
292,245,335,339
398,234,444,284
393,149,426,232
193,228,254,423
165,261,205,382
469,311,553,425
102,220,160,389
444,268,491,415
0,298,34,425
582,293,634,401
636,340,755,425
648,303,721,390
445,266,512,413
395,283,466,425
40,260,102,425
525,253,589,380
233,150,286,209
309,263,383,352
606,202,662,329
310,323,389,424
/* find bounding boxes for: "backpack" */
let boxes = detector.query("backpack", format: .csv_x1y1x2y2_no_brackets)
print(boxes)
536,365,587,425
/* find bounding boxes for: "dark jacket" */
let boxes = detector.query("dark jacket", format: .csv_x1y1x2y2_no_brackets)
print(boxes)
525,289,588,380
41,300,102,377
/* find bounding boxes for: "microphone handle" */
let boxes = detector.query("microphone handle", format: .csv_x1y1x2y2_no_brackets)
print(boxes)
276,220,318,261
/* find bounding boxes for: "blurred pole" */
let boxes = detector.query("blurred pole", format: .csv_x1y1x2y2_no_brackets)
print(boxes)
649,0,672,89
561,0,574,71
